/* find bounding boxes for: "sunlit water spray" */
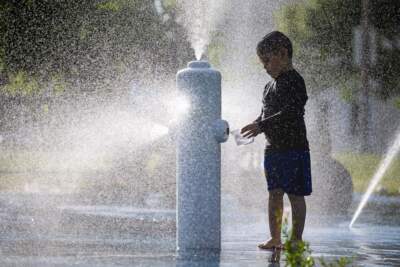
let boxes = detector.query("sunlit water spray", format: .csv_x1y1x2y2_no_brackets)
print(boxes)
54,93,190,173
58,116,169,171
22,117,170,193
350,130,400,228
21,91,190,194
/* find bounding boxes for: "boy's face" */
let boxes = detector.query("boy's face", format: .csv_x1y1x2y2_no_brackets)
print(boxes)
258,48,289,79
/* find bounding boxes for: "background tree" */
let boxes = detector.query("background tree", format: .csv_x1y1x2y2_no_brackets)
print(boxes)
275,0,400,151
0,0,192,96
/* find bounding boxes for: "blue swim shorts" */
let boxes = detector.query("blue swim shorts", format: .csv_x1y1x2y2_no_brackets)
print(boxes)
264,150,312,196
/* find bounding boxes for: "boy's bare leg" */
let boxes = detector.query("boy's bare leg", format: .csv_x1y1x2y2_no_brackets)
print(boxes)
258,189,284,249
287,194,306,241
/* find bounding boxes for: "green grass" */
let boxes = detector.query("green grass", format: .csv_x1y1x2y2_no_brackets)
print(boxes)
334,152,400,195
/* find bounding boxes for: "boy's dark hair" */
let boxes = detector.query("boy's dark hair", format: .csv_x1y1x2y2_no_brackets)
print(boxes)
257,31,293,59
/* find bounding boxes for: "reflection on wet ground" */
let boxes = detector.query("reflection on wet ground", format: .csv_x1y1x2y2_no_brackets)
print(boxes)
0,192,399,266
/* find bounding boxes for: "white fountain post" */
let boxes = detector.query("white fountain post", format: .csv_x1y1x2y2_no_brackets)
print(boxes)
176,60,229,251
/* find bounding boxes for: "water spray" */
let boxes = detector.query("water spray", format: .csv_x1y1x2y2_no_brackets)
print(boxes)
176,60,229,251
349,130,400,228
177,0,227,61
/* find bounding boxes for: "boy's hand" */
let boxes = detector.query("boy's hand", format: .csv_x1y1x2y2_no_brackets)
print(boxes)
241,123,261,138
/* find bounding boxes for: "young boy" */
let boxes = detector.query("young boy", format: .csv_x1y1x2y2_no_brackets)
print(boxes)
241,31,312,249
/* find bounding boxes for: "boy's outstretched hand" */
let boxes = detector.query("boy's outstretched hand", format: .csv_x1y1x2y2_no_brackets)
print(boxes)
241,123,261,138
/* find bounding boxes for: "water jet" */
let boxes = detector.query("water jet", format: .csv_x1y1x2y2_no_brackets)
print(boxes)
350,130,400,228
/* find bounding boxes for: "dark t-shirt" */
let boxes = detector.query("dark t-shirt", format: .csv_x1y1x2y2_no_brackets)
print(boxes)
255,69,309,153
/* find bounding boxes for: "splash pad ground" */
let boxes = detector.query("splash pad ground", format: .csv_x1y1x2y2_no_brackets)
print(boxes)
0,192,399,267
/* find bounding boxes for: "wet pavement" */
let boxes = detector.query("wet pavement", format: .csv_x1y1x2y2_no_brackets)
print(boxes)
0,192,399,266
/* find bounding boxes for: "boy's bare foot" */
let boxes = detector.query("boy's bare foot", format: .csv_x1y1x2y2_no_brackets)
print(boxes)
258,239,283,250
